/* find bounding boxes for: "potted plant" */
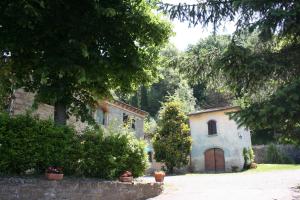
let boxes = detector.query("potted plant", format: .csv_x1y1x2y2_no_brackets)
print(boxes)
154,171,165,182
119,171,133,183
45,166,64,180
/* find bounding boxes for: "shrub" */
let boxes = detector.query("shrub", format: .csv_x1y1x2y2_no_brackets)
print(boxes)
265,144,294,164
153,100,192,174
0,113,148,179
77,127,148,179
0,113,77,175
243,147,255,169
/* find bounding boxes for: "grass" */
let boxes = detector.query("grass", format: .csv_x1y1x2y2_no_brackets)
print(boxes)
245,164,300,173
183,164,300,176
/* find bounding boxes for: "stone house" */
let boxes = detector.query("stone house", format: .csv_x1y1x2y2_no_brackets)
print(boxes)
188,106,252,172
11,89,147,138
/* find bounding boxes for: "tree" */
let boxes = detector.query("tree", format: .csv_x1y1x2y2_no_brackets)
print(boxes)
122,44,183,117
159,0,300,142
179,35,234,108
0,64,12,112
153,100,192,173
0,0,172,124
167,80,196,114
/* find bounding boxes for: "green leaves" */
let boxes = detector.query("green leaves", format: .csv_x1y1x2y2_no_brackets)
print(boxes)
0,113,148,178
0,0,172,123
153,100,191,173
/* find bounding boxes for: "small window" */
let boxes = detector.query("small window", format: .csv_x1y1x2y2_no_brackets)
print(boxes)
131,119,136,130
123,113,129,124
147,151,153,162
207,120,217,135
96,109,106,125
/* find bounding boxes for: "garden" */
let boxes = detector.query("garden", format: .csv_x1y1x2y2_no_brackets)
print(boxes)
0,113,148,180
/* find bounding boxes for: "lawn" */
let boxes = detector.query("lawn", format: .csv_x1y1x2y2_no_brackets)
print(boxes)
245,164,300,173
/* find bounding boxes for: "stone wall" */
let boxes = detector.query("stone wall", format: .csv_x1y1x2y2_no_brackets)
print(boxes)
13,89,54,120
253,144,300,164
0,177,163,200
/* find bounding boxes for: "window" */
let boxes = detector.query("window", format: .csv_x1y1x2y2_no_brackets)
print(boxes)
147,151,153,162
123,113,129,125
131,119,136,130
95,109,106,125
207,120,217,135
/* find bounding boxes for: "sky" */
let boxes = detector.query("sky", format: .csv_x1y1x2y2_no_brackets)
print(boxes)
163,0,236,51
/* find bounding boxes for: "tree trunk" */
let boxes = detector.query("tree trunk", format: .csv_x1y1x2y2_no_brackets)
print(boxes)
54,101,67,125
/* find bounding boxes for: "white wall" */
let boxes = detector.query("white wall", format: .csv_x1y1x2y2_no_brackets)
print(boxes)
189,108,252,172
106,104,145,139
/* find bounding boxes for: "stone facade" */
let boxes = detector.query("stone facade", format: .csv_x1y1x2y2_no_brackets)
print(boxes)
253,144,300,164
0,177,163,200
189,106,252,172
11,89,147,138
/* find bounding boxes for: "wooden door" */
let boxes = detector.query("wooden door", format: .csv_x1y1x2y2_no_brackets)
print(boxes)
204,149,216,172
204,148,225,172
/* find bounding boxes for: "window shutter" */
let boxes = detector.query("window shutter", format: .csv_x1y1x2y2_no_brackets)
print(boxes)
208,120,217,135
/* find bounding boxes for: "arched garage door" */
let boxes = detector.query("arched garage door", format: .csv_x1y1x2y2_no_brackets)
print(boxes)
205,148,225,172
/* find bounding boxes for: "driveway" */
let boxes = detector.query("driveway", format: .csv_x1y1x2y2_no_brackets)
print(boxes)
145,170,300,200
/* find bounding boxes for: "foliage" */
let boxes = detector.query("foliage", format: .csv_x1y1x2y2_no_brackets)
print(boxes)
77,127,148,179
120,45,183,117
0,0,172,124
167,80,196,114
251,129,276,145
159,0,300,143
0,65,14,112
121,44,229,117
243,147,255,169
0,113,148,179
158,0,299,40
153,100,192,173
144,117,157,139
265,144,294,164
0,113,77,175
179,35,231,87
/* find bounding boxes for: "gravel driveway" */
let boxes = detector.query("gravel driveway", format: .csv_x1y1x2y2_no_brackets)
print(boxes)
145,170,300,200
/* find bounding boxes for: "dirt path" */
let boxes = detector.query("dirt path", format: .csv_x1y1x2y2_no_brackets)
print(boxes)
145,170,300,200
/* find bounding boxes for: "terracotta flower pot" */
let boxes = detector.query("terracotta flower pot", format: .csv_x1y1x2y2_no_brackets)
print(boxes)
46,173,64,180
154,171,165,182
250,162,257,169
119,176,133,183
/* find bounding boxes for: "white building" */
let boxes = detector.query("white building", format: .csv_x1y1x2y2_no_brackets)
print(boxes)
188,106,252,172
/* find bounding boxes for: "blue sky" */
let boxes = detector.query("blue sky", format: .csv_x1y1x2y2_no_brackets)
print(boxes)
163,0,236,51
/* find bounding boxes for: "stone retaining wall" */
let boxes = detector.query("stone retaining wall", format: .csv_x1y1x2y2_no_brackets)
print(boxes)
0,177,163,200
253,144,300,164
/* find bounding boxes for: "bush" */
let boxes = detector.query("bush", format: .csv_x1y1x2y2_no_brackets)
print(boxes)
0,113,148,179
153,100,192,174
265,144,294,164
76,128,148,179
0,113,77,175
243,147,255,169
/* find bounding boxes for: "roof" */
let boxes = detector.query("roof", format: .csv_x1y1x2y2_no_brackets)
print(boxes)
188,106,240,116
109,99,149,117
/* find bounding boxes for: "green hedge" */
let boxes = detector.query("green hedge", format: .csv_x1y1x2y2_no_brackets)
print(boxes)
0,113,76,175
0,113,148,179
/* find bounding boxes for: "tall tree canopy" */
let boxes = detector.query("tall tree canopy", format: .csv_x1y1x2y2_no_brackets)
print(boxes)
0,0,172,124
159,0,300,143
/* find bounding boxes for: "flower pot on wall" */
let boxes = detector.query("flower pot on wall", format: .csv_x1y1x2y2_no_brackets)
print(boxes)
45,166,64,180
154,171,165,182
119,171,133,183
119,176,133,183
46,173,64,180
